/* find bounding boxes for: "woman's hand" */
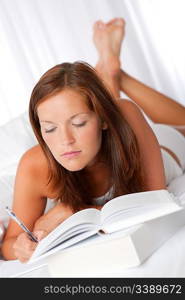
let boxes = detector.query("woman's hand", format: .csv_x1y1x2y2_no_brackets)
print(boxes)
13,230,46,263
13,203,102,262
80,204,103,210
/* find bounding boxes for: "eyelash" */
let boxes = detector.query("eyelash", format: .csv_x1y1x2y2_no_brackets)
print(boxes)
44,121,87,133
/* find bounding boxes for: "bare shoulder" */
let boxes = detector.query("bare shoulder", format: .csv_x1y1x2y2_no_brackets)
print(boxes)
19,144,48,174
4,145,51,241
17,144,58,199
17,144,50,192
116,99,145,122
116,99,157,140
116,99,152,129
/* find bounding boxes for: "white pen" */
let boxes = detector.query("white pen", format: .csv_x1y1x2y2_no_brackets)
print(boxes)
5,206,38,243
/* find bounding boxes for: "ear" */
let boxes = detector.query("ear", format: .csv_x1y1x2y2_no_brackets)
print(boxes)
102,121,108,130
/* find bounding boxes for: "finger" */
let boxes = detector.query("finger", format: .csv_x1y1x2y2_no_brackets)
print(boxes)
15,250,33,263
13,234,36,255
17,232,36,247
33,230,48,241
14,245,35,262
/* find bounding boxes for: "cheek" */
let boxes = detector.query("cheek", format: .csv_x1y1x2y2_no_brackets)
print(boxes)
42,133,57,152
42,133,51,144
79,124,102,149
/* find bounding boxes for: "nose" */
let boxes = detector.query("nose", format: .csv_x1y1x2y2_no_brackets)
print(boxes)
59,126,75,146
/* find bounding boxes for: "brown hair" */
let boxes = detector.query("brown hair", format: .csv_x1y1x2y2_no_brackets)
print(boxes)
29,61,144,212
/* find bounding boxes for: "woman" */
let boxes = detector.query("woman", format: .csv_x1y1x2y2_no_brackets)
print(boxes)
2,18,185,262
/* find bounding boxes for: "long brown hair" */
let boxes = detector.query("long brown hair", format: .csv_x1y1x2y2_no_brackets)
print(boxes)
29,61,144,212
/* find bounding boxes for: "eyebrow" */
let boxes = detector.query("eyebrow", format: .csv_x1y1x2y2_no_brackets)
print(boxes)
40,112,90,124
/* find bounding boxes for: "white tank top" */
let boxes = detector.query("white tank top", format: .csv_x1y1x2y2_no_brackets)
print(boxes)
93,186,114,205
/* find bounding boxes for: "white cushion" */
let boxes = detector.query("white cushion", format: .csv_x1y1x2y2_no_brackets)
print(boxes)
0,112,37,225
168,173,185,197
0,111,37,175
0,174,15,225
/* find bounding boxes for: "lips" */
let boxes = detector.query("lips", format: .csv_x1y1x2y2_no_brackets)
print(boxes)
62,151,81,158
62,151,81,156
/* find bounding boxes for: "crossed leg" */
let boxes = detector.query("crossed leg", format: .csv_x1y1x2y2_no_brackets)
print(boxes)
93,18,185,169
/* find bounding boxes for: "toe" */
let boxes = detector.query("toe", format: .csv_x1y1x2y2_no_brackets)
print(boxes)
93,20,101,30
115,18,125,26
98,20,105,29
93,20,105,30
107,18,117,26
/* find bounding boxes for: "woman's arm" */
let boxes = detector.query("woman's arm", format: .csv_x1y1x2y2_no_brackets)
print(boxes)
33,201,74,234
33,202,103,234
1,146,48,260
117,99,166,190
2,140,103,262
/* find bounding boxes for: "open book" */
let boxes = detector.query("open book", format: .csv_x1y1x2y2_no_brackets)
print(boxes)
47,208,185,277
29,189,182,263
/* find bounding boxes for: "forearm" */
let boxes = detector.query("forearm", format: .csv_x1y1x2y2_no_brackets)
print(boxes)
33,207,72,234
120,70,185,125
34,203,103,234
1,237,17,260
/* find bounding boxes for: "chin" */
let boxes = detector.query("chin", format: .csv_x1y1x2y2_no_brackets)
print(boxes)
68,167,84,172
57,156,96,172
61,162,87,172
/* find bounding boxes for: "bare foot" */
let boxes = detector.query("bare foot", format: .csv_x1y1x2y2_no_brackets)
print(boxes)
93,18,125,58
94,18,125,81
93,18,125,98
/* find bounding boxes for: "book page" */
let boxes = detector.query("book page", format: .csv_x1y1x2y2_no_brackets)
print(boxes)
29,229,98,263
100,190,182,233
48,223,97,250
31,208,100,259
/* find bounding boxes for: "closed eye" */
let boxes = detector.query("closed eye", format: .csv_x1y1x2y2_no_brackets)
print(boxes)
72,121,87,127
45,127,57,133
44,121,87,133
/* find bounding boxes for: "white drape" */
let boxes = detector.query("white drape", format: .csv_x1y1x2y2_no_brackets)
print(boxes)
0,0,185,125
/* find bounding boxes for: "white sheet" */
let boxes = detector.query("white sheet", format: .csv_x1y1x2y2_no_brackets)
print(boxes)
1,173,185,278
1,223,185,278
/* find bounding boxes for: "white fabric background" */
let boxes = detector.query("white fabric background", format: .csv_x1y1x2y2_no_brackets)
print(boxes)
0,0,185,125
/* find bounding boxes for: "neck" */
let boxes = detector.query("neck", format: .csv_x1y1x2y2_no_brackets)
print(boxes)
84,160,106,178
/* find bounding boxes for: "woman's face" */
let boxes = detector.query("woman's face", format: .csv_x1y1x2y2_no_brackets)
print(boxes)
37,89,107,172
